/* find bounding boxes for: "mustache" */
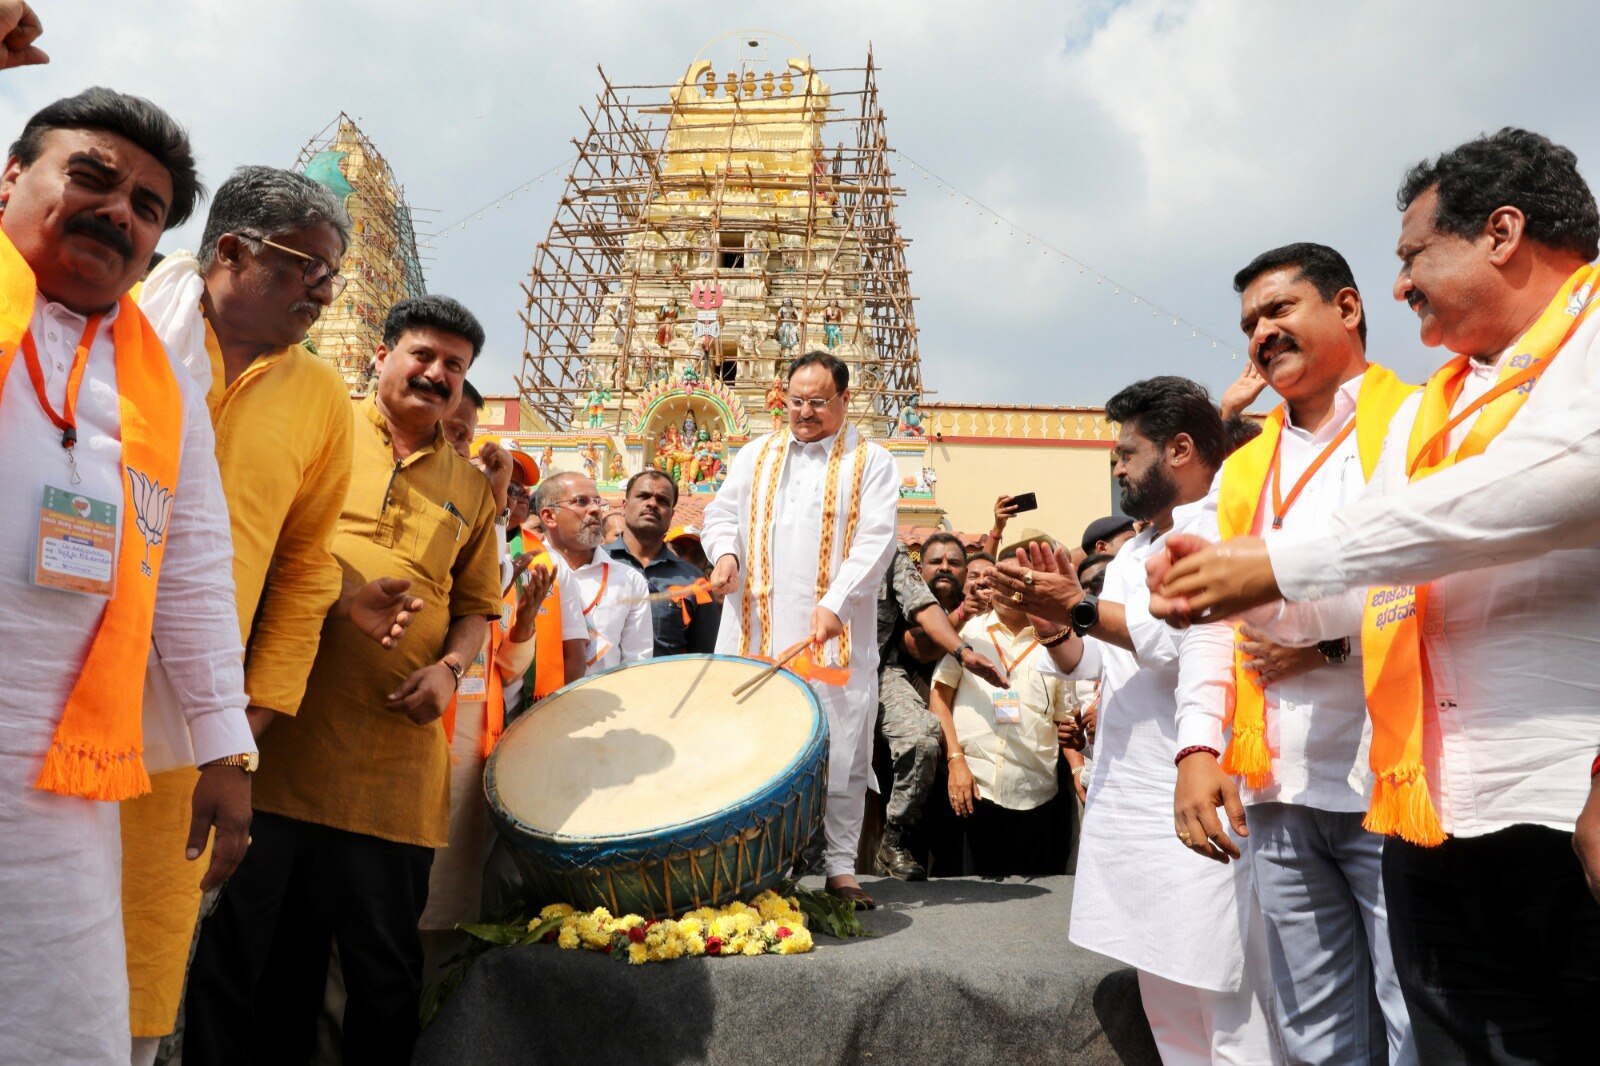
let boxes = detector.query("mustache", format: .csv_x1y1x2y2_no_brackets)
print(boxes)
406,376,450,399
290,299,322,322
64,213,133,259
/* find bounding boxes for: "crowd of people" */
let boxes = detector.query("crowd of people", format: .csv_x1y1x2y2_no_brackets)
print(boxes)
3,7,1600,1065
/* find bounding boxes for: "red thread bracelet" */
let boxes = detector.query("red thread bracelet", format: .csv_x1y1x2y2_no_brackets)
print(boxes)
1174,745,1220,767
1591,750,1600,779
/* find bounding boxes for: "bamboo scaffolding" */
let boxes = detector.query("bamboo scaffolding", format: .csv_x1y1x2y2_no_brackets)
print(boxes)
294,114,429,394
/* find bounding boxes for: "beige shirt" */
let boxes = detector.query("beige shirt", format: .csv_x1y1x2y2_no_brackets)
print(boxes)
933,613,1071,811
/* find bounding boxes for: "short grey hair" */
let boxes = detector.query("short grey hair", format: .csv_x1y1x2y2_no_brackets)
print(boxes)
197,165,352,269
533,471,589,515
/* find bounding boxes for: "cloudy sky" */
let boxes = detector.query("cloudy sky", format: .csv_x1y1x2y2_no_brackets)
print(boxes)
4,1,1596,407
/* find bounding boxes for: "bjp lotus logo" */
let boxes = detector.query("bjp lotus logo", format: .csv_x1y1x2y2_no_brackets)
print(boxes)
128,468,174,577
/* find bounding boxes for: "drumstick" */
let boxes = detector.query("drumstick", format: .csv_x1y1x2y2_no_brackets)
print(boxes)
731,640,811,698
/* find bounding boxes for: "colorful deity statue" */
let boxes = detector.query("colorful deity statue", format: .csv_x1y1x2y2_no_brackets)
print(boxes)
585,386,611,429
687,430,717,485
608,453,625,483
821,299,844,350
765,378,787,432
655,301,679,350
682,408,698,441
655,424,693,484
539,445,554,470
703,430,725,483
895,394,925,437
580,442,600,480
658,422,681,457
680,361,701,392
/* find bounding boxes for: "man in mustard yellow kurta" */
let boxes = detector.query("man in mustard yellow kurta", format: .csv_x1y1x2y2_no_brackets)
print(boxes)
123,166,379,1064
186,295,502,1066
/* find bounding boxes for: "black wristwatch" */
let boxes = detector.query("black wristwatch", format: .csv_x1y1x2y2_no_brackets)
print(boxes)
1070,594,1099,637
1316,638,1350,665
955,641,974,660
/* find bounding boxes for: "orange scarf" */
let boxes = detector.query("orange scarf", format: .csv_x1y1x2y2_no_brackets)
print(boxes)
521,537,567,703
1217,364,1414,787
0,230,183,801
1362,264,1600,845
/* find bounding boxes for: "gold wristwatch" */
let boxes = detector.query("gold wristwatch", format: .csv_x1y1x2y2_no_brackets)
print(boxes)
203,752,260,773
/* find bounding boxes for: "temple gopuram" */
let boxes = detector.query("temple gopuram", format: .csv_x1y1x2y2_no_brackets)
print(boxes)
475,34,1121,546
298,114,428,394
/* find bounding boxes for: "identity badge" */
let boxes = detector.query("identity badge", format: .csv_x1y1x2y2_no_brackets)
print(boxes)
35,485,116,597
458,648,489,702
992,689,1023,725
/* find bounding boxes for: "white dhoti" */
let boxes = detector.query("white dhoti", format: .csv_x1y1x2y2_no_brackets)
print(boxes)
0,738,127,1064
703,427,900,877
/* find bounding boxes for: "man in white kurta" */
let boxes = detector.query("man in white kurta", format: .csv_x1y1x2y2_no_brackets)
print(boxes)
0,91,256,1064
703,353,899,903
536,471,652,675
990,376,1276,1063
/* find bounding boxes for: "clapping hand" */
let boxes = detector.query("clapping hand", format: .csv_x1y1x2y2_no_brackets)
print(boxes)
1146,533,1281,627
507,561,556,645
986,541,1084,629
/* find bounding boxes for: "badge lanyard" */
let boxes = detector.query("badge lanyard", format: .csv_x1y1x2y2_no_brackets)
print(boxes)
583,563,611,666
986,623,1039,677
582,563,609,616
20,314,105,486
1267,417,1355,530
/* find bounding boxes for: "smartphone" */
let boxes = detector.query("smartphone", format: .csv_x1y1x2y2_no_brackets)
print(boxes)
1009,492,1038,513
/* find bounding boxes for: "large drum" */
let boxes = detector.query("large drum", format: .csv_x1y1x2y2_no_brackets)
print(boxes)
485,654,828,919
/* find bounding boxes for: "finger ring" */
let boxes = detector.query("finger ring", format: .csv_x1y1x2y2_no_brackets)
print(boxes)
1023,569,1034,587
1011,591,1025,604
1177,831,1191,843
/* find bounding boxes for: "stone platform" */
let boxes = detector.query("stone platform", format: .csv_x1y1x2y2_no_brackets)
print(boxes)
415,875,1158,1065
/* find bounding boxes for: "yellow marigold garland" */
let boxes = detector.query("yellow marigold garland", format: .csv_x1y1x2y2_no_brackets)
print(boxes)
528,891,814,965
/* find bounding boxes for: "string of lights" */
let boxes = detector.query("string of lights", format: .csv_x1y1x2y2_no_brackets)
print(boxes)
421,157,576,246
895,150,1242,359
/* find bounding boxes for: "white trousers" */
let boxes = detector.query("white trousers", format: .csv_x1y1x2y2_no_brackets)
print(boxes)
1137,968,1280,1065
817,680,875,877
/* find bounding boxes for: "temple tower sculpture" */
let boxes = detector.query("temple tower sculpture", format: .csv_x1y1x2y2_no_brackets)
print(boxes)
297,114,428,394
515,34,923,488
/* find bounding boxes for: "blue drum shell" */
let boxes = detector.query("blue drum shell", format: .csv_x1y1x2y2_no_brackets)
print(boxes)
485,654,829,919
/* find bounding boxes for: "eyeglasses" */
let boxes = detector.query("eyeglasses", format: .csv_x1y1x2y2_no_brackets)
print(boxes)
506,483,530,500
787,393,840,412
246,234,348,298
555,495,605,511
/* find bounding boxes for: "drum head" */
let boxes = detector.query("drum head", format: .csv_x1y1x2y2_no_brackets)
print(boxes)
489,655,823,840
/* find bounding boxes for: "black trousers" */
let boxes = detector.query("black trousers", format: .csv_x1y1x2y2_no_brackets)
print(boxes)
926,792,1069,878
1384,824,1600,1065
184,811,434,1066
